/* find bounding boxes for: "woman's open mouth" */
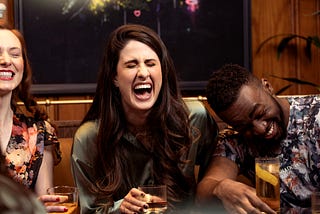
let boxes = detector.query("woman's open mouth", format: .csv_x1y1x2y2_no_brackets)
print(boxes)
134,83,152,100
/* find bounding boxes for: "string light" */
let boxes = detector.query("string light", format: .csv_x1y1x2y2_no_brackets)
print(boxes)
62,0,198,17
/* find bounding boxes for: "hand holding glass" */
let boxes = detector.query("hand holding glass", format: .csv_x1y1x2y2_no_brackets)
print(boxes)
138,185,167,214
47,186,79,214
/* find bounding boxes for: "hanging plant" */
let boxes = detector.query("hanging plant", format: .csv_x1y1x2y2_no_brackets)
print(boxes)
256,10,320,61
256,34,320,61
271,75,320,95
255,10,320,94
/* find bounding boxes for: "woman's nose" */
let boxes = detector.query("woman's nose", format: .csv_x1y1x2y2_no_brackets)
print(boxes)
0,52,11,66
137,65,150,78
252,120,268,135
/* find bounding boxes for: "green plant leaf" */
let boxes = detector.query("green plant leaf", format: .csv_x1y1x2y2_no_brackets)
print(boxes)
271,75,319,87
257,34,319,61
272,75,320,93
311,36,320,47
277,35,297,59
255,34,290,54
305,37,312,61
276,84,292,95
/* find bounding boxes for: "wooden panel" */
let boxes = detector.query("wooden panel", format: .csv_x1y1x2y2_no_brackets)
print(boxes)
35,95,93,121
54,120,81,138
296,0,320,94
53,138,74,186
251,0,298,95
54,96,92,121
251,0,320,95
0,0,14,27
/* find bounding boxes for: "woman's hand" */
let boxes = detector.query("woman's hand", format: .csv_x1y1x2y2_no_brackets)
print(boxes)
214,179,276,214
39,194,68,213
120,188,149,214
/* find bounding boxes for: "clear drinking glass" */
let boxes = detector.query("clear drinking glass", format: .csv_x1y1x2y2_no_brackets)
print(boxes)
138,185,167,214
255,157,280,213
47,185,79,214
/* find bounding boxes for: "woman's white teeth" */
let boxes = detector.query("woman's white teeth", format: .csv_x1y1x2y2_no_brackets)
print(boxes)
0,71,14,78
135,84,151,90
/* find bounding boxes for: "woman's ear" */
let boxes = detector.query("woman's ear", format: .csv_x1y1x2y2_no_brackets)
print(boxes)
113,77,119,87
261,78,274,94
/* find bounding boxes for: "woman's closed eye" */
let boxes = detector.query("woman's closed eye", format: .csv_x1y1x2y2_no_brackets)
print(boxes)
127,63,137,69
9,49,22,58
10,53,21,58
145,59,157,67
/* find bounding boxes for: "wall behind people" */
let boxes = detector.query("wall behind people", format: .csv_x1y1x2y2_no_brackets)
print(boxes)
0,0,13,27
42,0,320,125
13,0,250,96
251,0,320,95
1,0,319,126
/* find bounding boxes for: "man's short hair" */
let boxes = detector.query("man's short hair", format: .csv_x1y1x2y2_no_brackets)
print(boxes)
206,64,257,113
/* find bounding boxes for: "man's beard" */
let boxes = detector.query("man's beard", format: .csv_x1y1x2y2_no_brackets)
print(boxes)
248,96,288,157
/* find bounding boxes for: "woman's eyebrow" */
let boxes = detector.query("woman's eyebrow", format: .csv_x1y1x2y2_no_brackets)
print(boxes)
124,59,138,64
8,47,21,52
144,59,156,63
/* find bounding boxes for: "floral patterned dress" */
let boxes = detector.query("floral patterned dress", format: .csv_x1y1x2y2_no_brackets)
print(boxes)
4,114,60,190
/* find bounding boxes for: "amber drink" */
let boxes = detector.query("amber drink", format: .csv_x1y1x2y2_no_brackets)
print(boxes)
255,157,280,213
138,185,167,214
47,186,79,214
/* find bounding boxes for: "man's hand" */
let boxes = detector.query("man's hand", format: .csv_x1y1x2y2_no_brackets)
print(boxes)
214,179,276,214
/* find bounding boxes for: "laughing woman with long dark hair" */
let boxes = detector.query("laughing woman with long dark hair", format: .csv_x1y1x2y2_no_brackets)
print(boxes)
71,24,218,213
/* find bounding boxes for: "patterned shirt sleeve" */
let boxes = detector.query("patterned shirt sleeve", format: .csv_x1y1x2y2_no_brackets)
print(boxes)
44,120,61,165
213,128,242,161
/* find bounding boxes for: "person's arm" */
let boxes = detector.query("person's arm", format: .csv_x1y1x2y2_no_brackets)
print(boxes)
36,120,69,213
71,121,149,214
196,156,239,202
71,135,130,214
36,145,68,213
71,148,110,213
35,119,59,196
35,146,54,196
197,156,276,214
71,121,114,213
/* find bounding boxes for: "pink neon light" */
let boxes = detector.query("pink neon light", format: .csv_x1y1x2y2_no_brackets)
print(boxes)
185,0,199,12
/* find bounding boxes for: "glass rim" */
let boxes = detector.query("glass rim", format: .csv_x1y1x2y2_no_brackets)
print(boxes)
255,157,280,161
47,185,79,193
138,184,167,188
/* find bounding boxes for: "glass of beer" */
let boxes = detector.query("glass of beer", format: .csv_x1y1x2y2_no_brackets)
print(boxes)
255,157,280,213
138,185,167,214
47,186,79,214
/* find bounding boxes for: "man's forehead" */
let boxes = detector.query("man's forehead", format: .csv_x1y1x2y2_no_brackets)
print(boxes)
237,85,262,102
